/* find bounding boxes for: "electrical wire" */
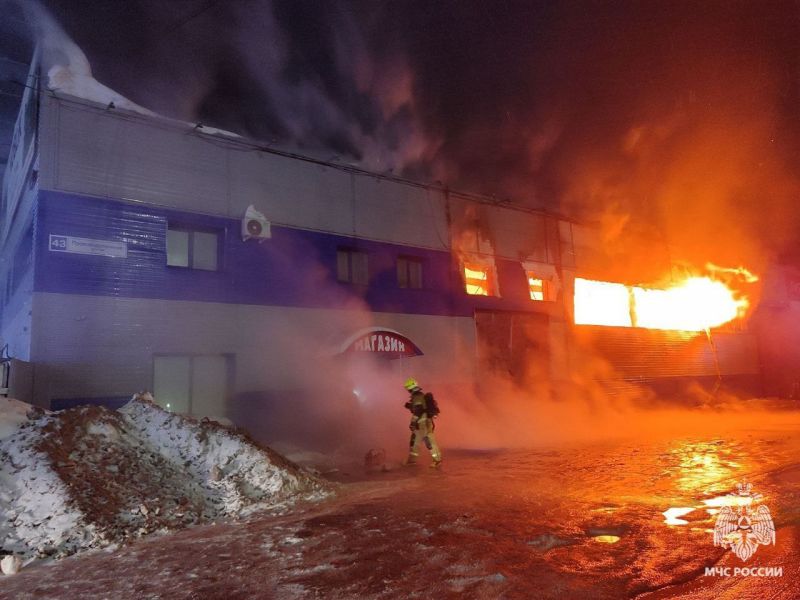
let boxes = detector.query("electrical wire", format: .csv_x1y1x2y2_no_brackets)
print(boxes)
162,0,227,35
2,78,585,225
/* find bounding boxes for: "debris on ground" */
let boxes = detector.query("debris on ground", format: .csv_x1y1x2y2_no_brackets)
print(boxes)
364,448,388,472
0,554,22,575
0,393,330,562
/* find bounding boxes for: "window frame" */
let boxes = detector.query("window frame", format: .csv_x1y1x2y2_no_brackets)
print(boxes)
152,353,234,416
397,255,424,290
336,247,369,286
166,223,222,272
526,271,556,302
463,261,499,297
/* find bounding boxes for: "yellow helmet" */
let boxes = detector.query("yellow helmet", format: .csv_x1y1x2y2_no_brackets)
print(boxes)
403,377,419,391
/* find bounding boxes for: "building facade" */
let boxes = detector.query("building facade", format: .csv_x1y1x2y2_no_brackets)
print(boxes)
0,77,588,427
1,72,771,442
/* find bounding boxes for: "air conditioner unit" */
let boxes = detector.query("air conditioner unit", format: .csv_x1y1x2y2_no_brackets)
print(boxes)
241,205,271,241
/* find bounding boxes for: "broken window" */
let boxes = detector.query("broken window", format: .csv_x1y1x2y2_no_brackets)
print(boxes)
337,248,369,285
527,274,552,301
464,262,497,296
166,225,219,271
526,272,559,302
522,261,560,302
397,256,423,289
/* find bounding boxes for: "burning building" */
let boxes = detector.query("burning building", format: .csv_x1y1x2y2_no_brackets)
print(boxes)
0,53,787,445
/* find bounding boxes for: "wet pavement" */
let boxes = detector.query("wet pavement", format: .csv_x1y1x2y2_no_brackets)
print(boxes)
2,415,800,599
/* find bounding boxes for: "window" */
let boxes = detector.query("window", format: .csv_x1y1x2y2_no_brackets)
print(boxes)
397,256,423,289
573,279,632,327
526,272,556,301
464,262,497,296
166,225,219,271
337,248,369,285
153,354,232,418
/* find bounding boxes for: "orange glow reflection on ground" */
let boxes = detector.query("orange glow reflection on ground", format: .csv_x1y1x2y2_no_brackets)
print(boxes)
592,535,621,544
662,507,695,525
574,276,749,331
672,443,742,493
702,494,753,508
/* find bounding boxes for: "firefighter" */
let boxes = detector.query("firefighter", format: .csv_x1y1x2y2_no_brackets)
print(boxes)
403,377,442,467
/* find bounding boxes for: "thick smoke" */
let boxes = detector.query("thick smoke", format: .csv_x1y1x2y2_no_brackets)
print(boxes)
31,0,800,271
32,0,436,176
13,1,800,457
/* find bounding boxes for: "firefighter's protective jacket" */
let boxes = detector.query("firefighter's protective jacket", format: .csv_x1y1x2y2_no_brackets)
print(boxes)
406,390,429,420
405,389,441,464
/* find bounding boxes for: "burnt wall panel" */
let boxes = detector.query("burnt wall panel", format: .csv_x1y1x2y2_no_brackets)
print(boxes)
574,326,760,380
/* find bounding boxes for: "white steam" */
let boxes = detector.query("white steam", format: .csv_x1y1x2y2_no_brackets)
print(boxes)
26,3,154,116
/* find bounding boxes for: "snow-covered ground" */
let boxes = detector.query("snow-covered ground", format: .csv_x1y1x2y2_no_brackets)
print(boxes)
3,424,800,598
0,398,33,440
0,394,329,564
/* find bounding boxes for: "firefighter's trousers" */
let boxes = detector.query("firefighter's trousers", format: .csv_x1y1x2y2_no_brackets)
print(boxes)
409,417,441,463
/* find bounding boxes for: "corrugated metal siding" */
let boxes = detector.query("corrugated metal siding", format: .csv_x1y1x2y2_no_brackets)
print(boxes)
475,310,550,380
229,152,354,234
44,96,455,250
41,95,571,259
352,176,450,250
447,197,573,264
574,325,760,379
30,292,476,409
1,279,33,361
0,205,36,361
35,191,568,318
54,103,229,213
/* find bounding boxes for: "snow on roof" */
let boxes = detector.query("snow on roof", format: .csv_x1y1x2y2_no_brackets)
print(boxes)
35,4,153,118
35,6,244,141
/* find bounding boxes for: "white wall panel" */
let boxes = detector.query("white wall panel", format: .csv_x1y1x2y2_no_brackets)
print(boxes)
30,293,476,410
485,205,548,260
54,104,229,213
449,196,552,260
352,176,449,250
228,152,353,232
41,97,584,260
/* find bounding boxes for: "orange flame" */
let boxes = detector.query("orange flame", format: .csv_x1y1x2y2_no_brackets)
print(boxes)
574,274,752,331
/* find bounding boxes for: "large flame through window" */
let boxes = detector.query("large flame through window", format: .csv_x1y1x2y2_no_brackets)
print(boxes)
574,275,751,331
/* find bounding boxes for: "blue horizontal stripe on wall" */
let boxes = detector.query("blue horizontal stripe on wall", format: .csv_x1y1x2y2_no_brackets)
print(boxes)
35,191,556,317
51,396,131,411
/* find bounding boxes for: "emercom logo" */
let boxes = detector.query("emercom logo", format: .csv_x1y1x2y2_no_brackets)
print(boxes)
712,481,776,562
705,566,783,577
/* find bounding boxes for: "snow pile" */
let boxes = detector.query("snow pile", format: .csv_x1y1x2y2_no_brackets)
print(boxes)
0,398,36,440
118,395,327,515
0,405,83,559
0,393,328,560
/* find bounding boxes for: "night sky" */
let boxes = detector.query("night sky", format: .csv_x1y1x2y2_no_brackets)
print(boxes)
6,0,800,264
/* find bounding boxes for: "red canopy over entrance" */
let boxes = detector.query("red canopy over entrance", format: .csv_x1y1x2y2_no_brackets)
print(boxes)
338,328,423,359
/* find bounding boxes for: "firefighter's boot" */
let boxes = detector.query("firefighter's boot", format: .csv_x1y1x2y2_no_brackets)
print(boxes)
425,428,442,468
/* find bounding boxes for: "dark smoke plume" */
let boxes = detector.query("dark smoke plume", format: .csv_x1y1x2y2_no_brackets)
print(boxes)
17,0,800,270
